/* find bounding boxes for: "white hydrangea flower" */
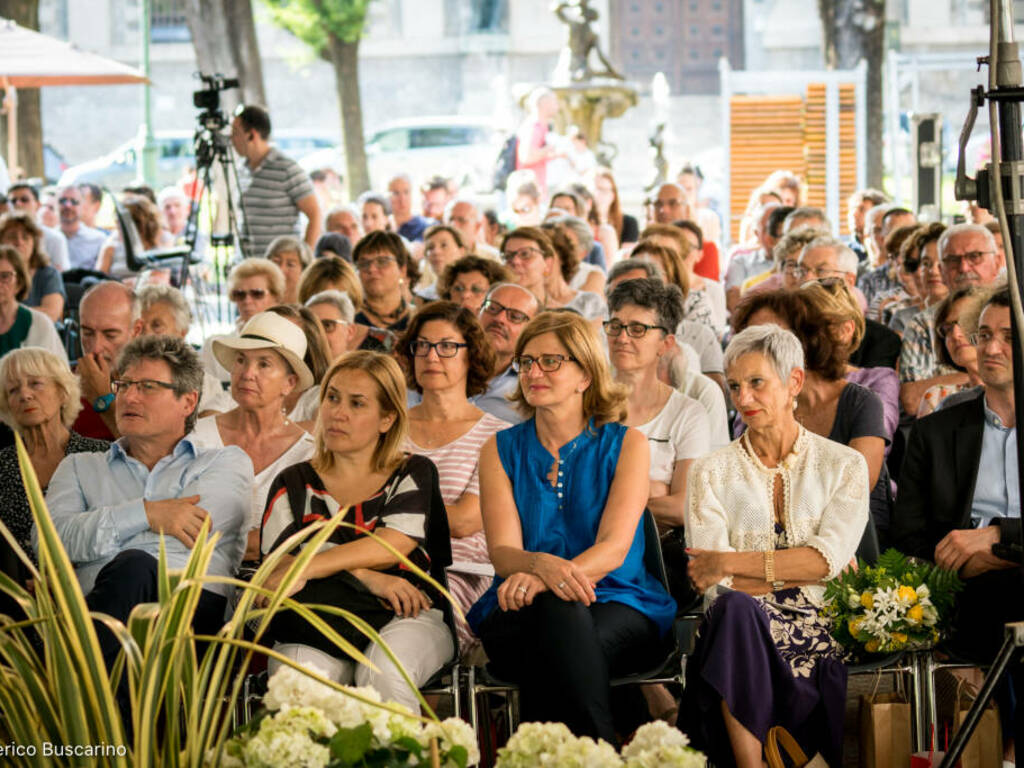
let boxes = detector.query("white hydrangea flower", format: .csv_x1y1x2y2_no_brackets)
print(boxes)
496,722,576,767
623,744,706,768
421,718,481,767
241,706,334,768
550,735,622,768
622,721,690,757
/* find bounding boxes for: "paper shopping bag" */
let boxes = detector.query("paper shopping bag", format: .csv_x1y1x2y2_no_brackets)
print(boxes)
953,680,1002,768
858,690,912,768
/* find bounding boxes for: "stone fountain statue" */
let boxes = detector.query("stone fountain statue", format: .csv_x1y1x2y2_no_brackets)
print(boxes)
545,0,637,166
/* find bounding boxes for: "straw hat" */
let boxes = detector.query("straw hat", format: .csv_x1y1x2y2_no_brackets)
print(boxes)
212,311,315,391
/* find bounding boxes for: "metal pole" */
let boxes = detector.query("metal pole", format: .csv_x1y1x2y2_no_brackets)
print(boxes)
139,0,157,186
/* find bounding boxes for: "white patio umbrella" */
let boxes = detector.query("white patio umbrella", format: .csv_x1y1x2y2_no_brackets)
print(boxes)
0,17,147,178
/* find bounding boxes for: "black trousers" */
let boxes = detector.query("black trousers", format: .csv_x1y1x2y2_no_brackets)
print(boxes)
86,549,228,721
477,592,663,745
948,567,1024,750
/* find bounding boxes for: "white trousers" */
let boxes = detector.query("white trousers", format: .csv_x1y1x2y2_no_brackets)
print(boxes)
268,608,454,712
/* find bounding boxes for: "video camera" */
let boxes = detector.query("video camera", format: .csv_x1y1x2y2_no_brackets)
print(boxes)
192,72,240,131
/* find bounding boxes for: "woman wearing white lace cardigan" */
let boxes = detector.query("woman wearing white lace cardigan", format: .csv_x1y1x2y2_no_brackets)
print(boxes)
682,324,869,768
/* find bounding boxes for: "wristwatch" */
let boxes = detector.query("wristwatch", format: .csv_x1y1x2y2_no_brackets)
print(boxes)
92,393,115,412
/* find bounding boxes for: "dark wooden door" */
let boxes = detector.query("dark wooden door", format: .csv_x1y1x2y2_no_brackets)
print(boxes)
610,0,745,95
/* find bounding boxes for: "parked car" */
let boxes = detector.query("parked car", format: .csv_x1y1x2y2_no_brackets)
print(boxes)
58,130,337,191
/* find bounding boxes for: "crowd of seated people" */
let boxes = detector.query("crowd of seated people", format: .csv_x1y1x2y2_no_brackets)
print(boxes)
1,159,1022,766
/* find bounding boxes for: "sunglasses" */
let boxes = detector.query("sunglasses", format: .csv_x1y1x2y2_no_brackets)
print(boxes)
230,288,268,301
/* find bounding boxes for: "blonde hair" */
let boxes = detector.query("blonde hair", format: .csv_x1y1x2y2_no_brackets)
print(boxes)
799,280,866,350
509,311,628,425
0,347,83,429
228,257,286,302
312,351,408,474
298,256,364,309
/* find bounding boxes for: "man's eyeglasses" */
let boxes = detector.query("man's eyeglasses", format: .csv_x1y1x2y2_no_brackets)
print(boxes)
941,251,994,269
111,378,177,396
502,247,543,264
319,319,347,332
781,261,801,275
970,329,1014,347
513,354,578,373
356,255,397,272
512,204,535,216
481,299,531,325
603,319,667,338
9,195,33,205
653,198,683,209
409,339,468,358
230,288,267,302
58,197,79,206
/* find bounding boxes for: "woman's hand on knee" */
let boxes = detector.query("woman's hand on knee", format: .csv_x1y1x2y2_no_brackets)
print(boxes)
530,553,596,605
356,570,432,617
686,548,729,592
497,572,546,612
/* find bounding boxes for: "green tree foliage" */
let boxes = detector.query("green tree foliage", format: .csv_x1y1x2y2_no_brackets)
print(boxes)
263,0,374,196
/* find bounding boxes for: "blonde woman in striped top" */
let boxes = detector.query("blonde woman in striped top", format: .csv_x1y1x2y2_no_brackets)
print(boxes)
396,301,510,655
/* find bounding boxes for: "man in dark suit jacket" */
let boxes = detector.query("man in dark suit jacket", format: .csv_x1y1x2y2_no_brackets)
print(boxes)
891,288,1021,749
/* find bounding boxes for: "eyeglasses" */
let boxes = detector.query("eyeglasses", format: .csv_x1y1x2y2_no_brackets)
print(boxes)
502,247,543,264
796,265,847,279
512,204,535,216
0,271,17,284
58,197,79,206
230,288,267,302
603,319,667,338
111,378,177,396
481,299,531,324
937,320,962,339
781,261,801,274
9,195,33,205
970,329,1014,347
356,255,397,272
319,318,347,332
941,251,993,269
513,354,578,373
451,284,488,295
409,339,468,358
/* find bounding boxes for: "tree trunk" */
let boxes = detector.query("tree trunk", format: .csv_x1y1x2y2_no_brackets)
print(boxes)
328,35,370,198
817,0,886,189
184,0,265,114
0,0,44,180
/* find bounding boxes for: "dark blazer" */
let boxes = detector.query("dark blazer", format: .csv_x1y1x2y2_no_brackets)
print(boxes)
890,388,1021,560
850,318,902,370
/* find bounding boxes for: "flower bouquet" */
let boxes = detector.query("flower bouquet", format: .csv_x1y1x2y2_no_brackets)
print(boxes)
822,549,963,655
220,665,479,768
495,720,706,767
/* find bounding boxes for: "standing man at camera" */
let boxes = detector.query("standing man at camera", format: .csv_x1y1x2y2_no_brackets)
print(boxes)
231,105,322,258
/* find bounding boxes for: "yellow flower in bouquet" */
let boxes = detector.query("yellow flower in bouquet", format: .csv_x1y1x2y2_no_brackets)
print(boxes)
865,639,879,653
860,591,874,609
897,585,918,604
907,604,924,624
891,632,908,649
848,618,863,636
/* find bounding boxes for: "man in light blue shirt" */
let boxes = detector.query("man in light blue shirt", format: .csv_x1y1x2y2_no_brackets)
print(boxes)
473,283,539,424
46,334,253,669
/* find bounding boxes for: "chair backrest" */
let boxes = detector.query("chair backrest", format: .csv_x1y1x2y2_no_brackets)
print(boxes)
856,510,881,565
111,191,148,272
640,508,671,591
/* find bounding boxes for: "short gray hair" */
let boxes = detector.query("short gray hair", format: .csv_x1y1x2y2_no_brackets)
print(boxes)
115,335,203,433
443,196,481,223
305,289,355,323
608,258,665,285
772,227,830,266
607,278,684,333
484,282,541,314
938,223,997,259
783,206,830,234
136,284,191,335
724,324,805,384
801,235,859,274
265,234,313,267
546,214,594,256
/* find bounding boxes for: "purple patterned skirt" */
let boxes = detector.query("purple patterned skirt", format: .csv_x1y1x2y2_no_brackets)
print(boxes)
683,587,848,767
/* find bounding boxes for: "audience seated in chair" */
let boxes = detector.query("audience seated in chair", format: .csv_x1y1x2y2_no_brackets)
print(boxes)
0,211,66,322
45,335,252,674
467,311,676,746
891,286,1022,755
0,245,67,362
258,351,454,713
475,283,541,424
683,324,868,768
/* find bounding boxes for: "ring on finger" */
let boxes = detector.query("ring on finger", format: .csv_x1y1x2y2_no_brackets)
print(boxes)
517,585,528,594
557,581,567,589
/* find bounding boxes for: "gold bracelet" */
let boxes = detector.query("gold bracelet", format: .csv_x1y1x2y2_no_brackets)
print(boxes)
763,550,775,584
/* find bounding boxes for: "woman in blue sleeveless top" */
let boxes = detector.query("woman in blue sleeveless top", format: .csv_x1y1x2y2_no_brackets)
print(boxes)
467,310,676,745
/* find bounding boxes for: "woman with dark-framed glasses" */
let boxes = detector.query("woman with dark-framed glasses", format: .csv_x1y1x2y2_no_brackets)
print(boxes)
467,311,676,744
395,302,510,656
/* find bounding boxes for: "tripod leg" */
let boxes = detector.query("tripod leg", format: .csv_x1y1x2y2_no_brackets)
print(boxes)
938,630,1022,768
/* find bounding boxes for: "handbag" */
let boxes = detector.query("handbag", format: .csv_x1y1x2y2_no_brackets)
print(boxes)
765,726,829,768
